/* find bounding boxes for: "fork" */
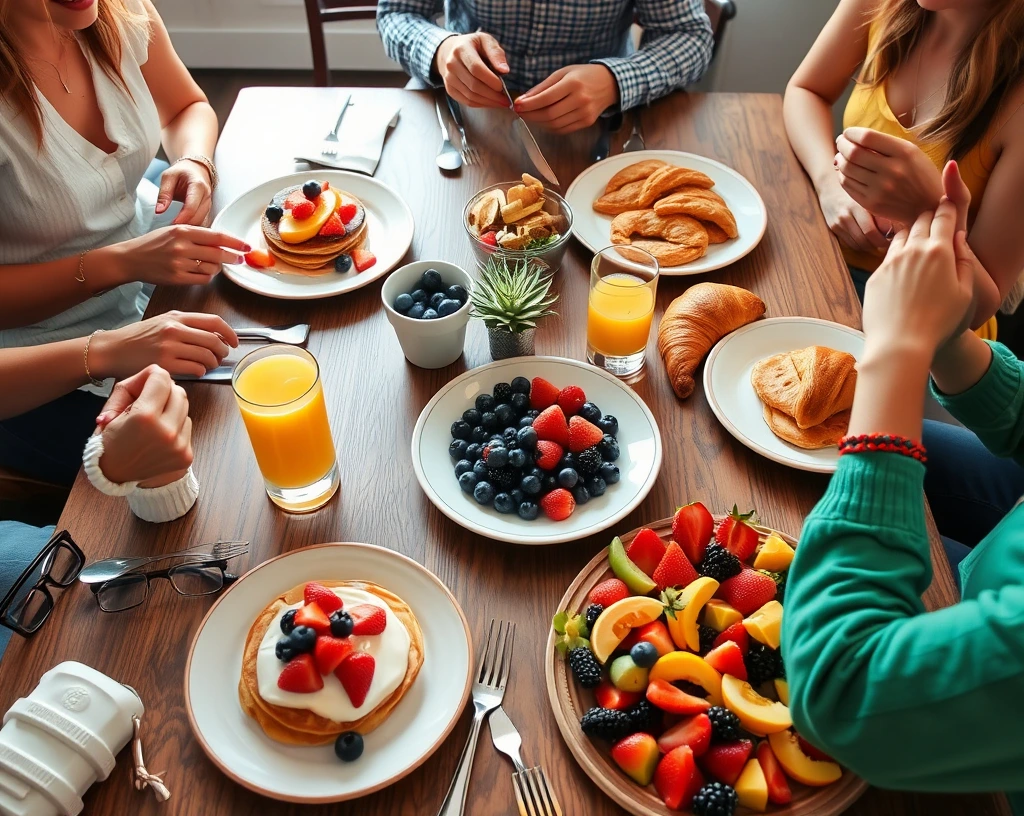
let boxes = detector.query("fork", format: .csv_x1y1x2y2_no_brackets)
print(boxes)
78,541,249,584
623,108,646,152
320,95,351,157
436,619,515,816
513,767,563,816
445,95,479,166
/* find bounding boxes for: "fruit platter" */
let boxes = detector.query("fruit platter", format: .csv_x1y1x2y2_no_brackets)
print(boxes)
545,505,868,815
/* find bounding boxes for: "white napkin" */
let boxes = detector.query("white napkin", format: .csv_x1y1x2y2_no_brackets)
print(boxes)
294,100,401,176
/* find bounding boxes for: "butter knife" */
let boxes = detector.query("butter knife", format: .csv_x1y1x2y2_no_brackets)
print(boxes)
174,365,234,383
499,78,560,187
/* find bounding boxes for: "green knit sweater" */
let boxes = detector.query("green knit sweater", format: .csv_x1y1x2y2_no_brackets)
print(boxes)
781,342,1024,811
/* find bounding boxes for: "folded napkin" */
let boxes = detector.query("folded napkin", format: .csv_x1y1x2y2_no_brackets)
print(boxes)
294,100,401,176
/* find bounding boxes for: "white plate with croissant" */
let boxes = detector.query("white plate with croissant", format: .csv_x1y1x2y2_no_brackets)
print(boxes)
565,150,767,275
703,317,864,473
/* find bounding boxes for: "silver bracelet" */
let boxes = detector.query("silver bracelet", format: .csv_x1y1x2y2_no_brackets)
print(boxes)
174,154,218,190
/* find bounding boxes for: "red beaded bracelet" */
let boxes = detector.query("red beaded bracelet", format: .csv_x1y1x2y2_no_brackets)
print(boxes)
837,433,928,463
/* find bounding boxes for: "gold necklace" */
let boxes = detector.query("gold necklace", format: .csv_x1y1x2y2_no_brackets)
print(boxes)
34,37,71,94
908,40,946,127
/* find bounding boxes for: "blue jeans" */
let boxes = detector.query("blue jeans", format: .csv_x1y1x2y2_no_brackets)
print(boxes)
0,521,55,659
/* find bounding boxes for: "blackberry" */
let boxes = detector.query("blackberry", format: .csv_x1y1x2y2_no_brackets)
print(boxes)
584,603,604,631
493,382,513,403
698,625,718,656
568,647,601,689
746,642,784,686
580,707,633,741
691,782,738,816
488,467,519,490
759,569,786,604
577,447,602,476
706,706,740,742
626,699,660,732
698,543,742,582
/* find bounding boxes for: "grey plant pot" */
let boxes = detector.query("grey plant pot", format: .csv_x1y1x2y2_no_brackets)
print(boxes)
487,327,536,360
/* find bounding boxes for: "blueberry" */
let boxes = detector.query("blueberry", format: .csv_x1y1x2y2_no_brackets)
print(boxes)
275,640,297,662
302,180,322,199
334,731,364,762
508,448,527,468
579,402,602,423
429,291,446,310
559,452,578,472
489,434,506,445
459,471,478,494
572,484,591,505
597,415,619,435
481,411,499,430
329,610,354,638
463,408,482,426
598,434,620,461
542,475,558,493
289,625,317,653
473,481,495,505
518,501,540,521
510,488,525,505
476,394,496,413
449,439,469,460
393,292,414,313
518,416,535,429
280,609,297,635
558,468,579,489
465,443,483,462
451,420,472,440
410,288,428,304
630,641,659,669
421,268,444,292
406,302,426,320
454,459,474,477
437,298,462,317
520,450,534,467
334,254,353,274
446,284,468,303
503,428,519,447
527,466,544,480
517,426,539,450
520,474,542,495
495,404,515,426
526,409,541,420
470,426,488,445
493,492,515,514
510,392,529,414
586,476,607,497
486,446,509,468
422,308,439,320
472,460,490,479
599,462,620,484
511,376,531,394
265,204,284,223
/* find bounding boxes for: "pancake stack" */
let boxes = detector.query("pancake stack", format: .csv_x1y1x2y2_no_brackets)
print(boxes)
261,183,368,271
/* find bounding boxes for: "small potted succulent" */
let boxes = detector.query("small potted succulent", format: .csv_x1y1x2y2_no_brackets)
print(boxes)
470,256,558,360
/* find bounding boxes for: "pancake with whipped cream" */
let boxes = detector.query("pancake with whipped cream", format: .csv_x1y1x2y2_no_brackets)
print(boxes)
239,580,424,746
260,183,368,271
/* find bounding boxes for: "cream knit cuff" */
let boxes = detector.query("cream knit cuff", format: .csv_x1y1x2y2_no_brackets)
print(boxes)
127,468,200,523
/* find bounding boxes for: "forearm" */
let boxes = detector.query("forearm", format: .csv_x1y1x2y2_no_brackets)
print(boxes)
0,339,93,419
848,343,931,439
783,85,840,194
376,1,450,84
930,330,994,395
160,100,217,164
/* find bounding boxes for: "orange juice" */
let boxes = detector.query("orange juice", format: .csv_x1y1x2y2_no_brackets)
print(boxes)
587,273,656,357
233,353,337,489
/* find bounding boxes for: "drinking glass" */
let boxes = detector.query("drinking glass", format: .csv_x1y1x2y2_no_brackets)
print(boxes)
232,345,339,513
587,246,660,378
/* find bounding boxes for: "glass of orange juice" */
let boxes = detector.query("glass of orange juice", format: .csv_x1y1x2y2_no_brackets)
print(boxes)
232,345,339,513
587,246,659,378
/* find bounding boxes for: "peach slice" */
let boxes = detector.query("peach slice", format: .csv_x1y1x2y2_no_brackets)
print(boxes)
774,678,790,706
735,758,769,812
703,599,742,632
279,188,339,244
721,674,792,735
664,576,718,651
590,596,664,664
649,651,723,706
767,730,843,787
743,601,783,649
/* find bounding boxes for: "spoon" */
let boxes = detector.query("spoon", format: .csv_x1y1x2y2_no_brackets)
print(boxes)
235,323,310,345
435,98,463,171
78,541,249,584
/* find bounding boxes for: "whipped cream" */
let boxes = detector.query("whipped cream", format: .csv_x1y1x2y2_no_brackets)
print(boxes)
256,587,411,721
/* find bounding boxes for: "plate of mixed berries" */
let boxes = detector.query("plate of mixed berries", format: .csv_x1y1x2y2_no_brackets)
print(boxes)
411,357,662,545
545,503,867,815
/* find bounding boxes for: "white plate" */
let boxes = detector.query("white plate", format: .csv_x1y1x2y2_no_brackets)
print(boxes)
211,170,414,300
412,357,663,545
564,150,767,275
184,543,472,803
703,317,865,474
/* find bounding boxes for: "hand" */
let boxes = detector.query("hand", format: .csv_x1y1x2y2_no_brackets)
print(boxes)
89,311,239,380
816,174,890,253
96,365,194,486
835,127,943,226
156,160,213,226
515,65,619,134
112,224,250,287
434,33,509,108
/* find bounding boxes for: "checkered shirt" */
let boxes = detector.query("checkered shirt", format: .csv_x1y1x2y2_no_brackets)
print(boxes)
376,0,714,111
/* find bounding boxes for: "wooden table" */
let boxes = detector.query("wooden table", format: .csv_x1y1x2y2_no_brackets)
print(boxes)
0,89,1009,816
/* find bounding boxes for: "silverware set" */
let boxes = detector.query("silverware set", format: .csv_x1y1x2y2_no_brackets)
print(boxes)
446,96,479,166
78,540,249,585
174,323,310,383
320,95,351,157
435,98,464,172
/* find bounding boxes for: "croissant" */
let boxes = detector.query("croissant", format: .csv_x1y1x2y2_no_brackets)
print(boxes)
657,283,766,399
751,346,857,429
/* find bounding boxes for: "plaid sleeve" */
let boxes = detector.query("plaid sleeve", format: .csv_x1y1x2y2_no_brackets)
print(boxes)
376,0,452,86
592,0,713,110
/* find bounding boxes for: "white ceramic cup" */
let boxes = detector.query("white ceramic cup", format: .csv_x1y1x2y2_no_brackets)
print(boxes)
381,260,473,369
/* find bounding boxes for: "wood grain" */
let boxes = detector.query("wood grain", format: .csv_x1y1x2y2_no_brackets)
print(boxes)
0,88,1010,816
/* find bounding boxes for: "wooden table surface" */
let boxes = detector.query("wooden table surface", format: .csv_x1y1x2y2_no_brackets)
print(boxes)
0,88,1009,816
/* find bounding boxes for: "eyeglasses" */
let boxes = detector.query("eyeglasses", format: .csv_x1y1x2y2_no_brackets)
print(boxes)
0,529,85,637
89,561,239,613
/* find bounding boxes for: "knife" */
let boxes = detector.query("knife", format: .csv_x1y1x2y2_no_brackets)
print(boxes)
499,78,560,187
175,365,234,384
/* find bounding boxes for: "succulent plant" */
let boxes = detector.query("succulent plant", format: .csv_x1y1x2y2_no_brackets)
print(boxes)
470,257,558,334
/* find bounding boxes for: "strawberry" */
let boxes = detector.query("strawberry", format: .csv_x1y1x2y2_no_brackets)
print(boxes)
703,640,747,681
303,582,343,615
284,190,307,209
699,740,753,786
654,745,705,811
797,735,835,763
294,603,331,635
480,230,498,247
335,652,375,707
532,405,570,447
349,604,387,636
351,249,376,272
277,654,324,693
595,680,643,711
541,488,576,521
318,212,345,237
567,415,604,453
313,635,354,675
715,505,759,560
756,741,793,805
338,201,357,223
530,377,560,410
652,541,700,590
610,733,660,786
557,385,587,416
633,620,676,657
672,501,714,564
291,199,316,220
712,621,750,655
244,249,274,269
588,578,629,607
646,679,711,715
718,569,777,616
626,528,668,577
534,440,563,470
657,713,712,757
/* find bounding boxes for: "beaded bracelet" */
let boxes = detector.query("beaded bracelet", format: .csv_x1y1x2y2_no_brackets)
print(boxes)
838,434,927,463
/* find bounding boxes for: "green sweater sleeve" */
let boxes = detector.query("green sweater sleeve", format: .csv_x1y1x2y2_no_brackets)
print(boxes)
932,341,1024,464
781,452,1024,793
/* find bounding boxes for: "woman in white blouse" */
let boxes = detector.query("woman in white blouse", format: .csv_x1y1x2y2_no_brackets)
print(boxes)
0,0,247,484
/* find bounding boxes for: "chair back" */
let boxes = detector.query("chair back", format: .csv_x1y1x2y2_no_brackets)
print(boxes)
704,0,737,55
303,0,379,87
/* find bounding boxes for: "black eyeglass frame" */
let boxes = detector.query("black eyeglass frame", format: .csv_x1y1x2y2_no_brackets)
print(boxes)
88,560,239,613
0,529,85,637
